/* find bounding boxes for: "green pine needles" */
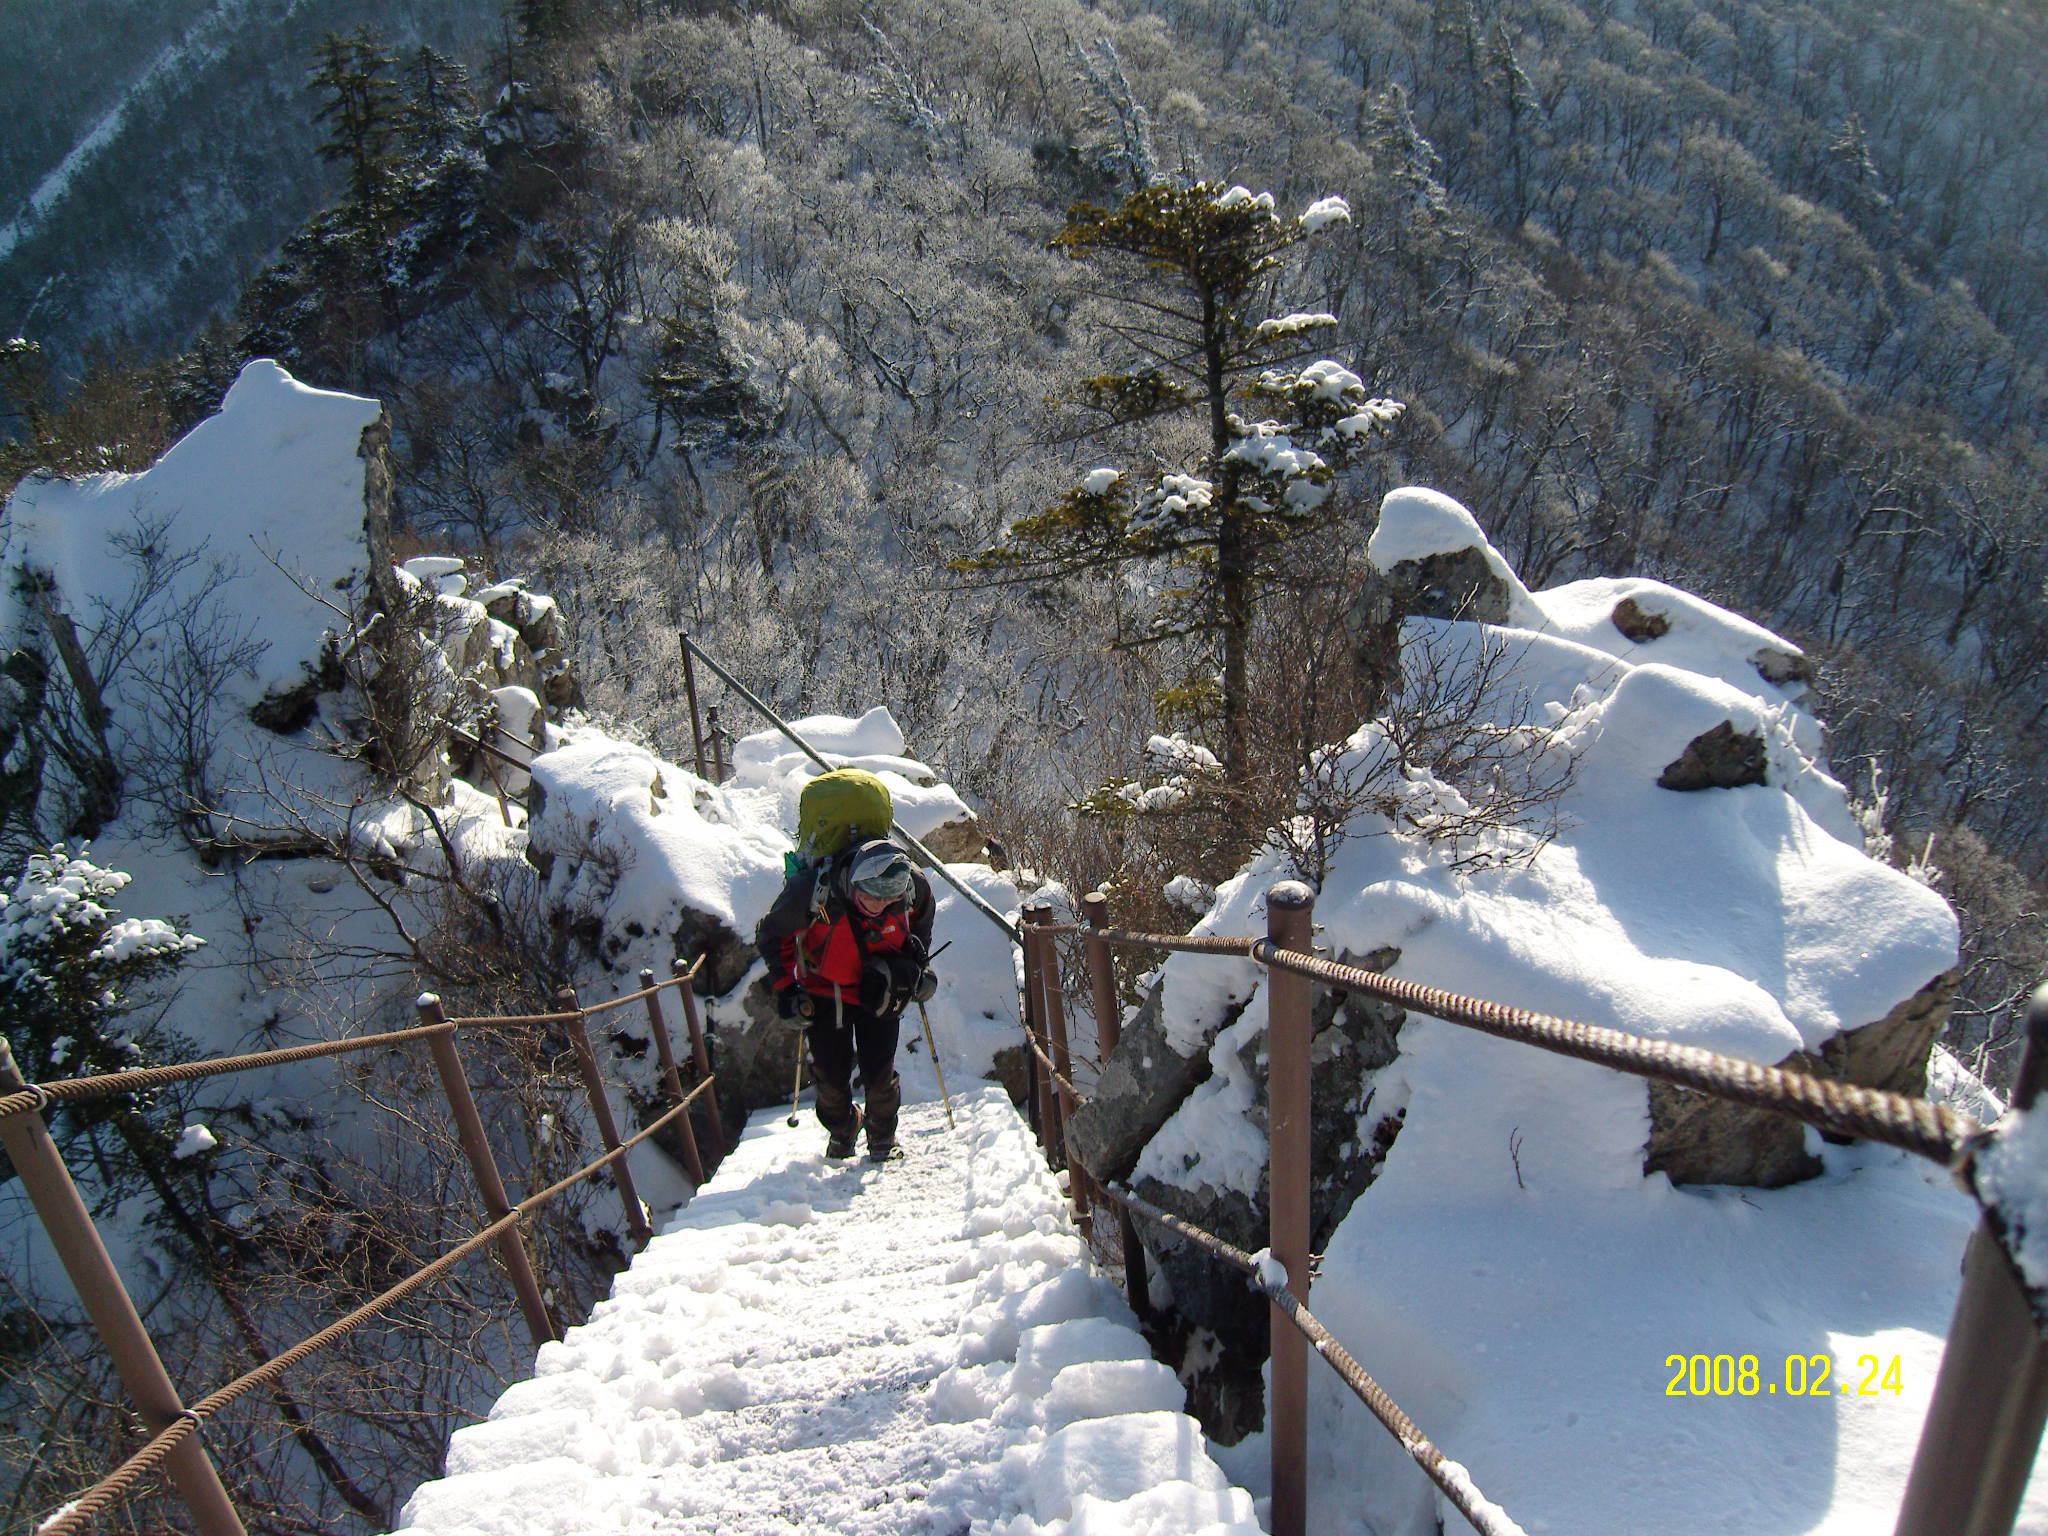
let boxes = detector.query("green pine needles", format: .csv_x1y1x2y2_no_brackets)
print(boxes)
955,180,1404,780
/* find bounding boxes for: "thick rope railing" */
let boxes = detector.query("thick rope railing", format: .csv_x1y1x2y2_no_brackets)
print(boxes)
0,1021,464,1121
1105,1178,1524,1536
0,975,708,1121
1008,1007,1526,1534
578,958,703,1017
1081,926,1978,1165
0,989,671,1121
1033,892,2048,1536
34,1077,714,1536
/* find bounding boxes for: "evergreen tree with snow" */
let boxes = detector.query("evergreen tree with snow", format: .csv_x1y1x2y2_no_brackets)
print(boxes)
310,28,405,209
1364,84,1448,220
954,181,1401,781
0,847,202,1189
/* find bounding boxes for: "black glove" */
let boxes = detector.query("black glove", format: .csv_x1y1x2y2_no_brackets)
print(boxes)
775,986,812,1021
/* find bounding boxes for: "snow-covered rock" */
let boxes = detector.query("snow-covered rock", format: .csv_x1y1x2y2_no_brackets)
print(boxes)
1085,486,1965,1522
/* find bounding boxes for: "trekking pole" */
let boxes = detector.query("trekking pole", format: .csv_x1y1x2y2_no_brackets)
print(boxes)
786,1028,807,1128
916,999,955,1131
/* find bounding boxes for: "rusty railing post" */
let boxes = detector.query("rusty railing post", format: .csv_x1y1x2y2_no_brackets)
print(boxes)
0,1041,248,1536
414,997,556,1347
1266,881,1316,1536
1895,987,2048,1536
1022,905,1057,1158
672,958,727,1154
1039,918,1089,1226
558,987,654,1247
640,970,705,1185
706,705,726,782
678,631,707,780
1085,891,1152,1318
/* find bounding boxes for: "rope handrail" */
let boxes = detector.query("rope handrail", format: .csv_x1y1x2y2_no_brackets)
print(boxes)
577,959,704,1018
677,632,1022,944
1076,924,1978,1166
437,1009,585,1028
3,970,720,1121
0,1020,459,1122
1008,1015,1524,1535
35,1077,715,1536
1101,1177,1524,1536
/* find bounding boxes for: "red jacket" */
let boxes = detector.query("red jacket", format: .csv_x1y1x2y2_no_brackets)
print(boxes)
755,852,935,1009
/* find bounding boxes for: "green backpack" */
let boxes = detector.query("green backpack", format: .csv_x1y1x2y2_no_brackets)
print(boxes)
790,768,894,874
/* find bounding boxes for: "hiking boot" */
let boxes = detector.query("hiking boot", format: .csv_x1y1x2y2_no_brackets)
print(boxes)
865,1072,901,1152
825,1106,863,1159
867,1140,904,1163
815,1078,861,1158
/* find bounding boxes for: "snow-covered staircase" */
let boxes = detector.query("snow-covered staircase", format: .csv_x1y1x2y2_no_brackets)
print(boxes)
390,1088,1263,1536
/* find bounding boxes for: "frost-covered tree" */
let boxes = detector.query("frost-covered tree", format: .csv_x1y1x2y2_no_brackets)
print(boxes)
0,847,202,1180
955,181,1402,781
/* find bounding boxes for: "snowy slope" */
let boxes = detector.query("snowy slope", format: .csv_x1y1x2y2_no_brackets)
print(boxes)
390,1090,1260,1536
1130,488,2039,1534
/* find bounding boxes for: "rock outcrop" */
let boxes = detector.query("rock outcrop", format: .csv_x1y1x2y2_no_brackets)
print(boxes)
1644,967,1959,1186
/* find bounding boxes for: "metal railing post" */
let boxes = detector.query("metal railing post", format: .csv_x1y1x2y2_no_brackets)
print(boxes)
1084,891,1152,1319
0,1041,248,1536
640,970,704,1185
1039,918,1089,1226
413,998,556,1348
1266,881,1317,1536
672,958,727,1154
679,631,708,779
557,987,654,1247
1022,905,1058,1158
706,705,726,781
1895,988,2048,1536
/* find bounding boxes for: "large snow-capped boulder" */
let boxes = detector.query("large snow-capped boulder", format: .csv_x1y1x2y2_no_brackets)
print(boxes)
1101,486,1958,1438
726,707,984,861
0,361,580,849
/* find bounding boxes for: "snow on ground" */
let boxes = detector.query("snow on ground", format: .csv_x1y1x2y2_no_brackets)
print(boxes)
1131,487,2040,1533
389,1089,1257,1536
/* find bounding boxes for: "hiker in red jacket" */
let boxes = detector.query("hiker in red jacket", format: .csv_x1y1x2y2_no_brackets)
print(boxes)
756,839,936,1161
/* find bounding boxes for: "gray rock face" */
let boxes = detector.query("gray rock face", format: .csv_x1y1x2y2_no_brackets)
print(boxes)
1643,967,1958,1187
1065,981,1233,1186
1117,954,1411,1438
1122,953,1409,1324
1658,720,1768,791
710,981,808,1139
919,815,986,864
1379,547,1517,625
1751,647,1813,690
1345,544,1521,716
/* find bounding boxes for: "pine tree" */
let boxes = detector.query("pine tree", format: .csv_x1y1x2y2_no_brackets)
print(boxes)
1826,113,1892,220
954,182,1402,780
1364,84,1448,219
399,45,478,161
1483,22,1537,224
310,28,404,208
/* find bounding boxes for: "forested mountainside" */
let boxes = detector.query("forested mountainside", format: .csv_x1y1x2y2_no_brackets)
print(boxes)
0,0,502,366
5,0,2046,1077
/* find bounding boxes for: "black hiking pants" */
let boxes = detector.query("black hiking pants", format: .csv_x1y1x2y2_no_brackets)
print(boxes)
805,1002,902,1144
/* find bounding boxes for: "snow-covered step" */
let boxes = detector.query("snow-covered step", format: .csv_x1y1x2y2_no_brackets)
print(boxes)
389,1088,1261,1535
